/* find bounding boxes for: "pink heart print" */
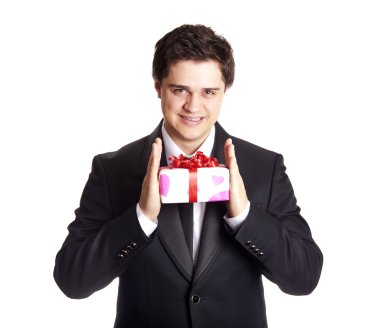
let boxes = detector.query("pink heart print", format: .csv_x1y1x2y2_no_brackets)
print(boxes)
159,174,170,197
212,175,224,185
209,190,229,201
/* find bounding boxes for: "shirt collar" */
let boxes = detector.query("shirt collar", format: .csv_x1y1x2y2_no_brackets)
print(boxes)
161,123,215,165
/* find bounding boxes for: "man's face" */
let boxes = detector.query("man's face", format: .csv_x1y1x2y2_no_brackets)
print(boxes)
155,60,226,154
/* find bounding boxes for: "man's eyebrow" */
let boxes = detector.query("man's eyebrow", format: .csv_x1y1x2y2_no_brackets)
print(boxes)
203,87,221,91
168,84,221,91
168,84,189,89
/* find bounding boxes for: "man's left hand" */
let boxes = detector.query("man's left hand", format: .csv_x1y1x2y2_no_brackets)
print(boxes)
224,138,249,217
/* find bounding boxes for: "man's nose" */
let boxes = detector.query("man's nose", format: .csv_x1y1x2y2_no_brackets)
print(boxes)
183,94,201,112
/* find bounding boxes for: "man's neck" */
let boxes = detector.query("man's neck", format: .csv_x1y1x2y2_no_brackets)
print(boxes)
161,124,215,164
176,140,206,156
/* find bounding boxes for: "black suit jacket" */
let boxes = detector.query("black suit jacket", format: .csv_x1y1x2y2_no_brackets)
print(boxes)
54,121,323,328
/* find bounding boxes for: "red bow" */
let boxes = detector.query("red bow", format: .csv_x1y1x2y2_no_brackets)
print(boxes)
168,151,219,169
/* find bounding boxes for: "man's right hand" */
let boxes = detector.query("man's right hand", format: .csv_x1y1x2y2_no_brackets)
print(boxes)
139,138,163,221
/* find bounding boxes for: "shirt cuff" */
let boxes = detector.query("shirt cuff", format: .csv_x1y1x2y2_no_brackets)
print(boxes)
223,201,251,232
136,203,158,237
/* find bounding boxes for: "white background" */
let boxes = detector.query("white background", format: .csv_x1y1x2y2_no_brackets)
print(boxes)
1,1,379,327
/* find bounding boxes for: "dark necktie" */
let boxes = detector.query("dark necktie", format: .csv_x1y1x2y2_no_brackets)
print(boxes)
178,203,193,259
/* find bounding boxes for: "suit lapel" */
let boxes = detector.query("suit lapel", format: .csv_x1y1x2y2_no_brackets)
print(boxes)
157,204,193,281
140,120,167,172
212,122,230,166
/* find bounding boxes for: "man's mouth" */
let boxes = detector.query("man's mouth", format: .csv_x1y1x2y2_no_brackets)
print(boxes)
179,115,203,122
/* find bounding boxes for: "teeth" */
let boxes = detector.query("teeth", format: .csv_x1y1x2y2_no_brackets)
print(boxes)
181,115,202,122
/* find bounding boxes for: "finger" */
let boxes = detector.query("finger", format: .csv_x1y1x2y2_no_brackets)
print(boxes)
146,143,155,173
224,138,232,165
151,138,162,172
147,138,162,178
228,144,238,175
226,143,242,182
224,140,235,168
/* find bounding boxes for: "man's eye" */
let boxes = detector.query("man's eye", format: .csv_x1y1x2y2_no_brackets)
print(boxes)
174,88,187,94
205,90,215,95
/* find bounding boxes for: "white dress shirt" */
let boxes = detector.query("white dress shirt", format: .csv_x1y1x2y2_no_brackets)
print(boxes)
137,123,250,262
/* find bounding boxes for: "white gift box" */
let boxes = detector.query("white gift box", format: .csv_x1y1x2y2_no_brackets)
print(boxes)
159,166,229,203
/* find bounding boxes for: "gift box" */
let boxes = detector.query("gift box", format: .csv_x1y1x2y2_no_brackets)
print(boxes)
159,152,229,203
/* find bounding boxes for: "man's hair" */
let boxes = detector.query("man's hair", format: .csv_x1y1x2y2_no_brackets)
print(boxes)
152,24,235,88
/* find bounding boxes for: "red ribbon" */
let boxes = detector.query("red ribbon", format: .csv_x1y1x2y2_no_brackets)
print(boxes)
168,151,219,202
188,169,197,202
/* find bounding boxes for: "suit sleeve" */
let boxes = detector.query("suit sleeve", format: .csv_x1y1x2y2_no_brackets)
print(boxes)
53,155,150,299
234,154,323,295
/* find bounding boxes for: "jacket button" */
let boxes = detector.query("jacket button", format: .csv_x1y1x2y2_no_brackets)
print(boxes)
191,295,201,304
245,240,252,245
130,242,137,248
117,253,125,259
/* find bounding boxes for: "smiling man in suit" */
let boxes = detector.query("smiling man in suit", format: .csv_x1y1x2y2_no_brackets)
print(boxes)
54,24,323,328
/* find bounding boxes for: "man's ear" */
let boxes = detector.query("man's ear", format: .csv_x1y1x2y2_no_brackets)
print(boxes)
154,80,162,99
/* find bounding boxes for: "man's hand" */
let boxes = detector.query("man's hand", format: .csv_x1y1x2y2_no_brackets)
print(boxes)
139,138,163,221
224,138,249,217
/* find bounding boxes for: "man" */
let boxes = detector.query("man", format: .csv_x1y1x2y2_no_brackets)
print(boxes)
54,24,323,328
